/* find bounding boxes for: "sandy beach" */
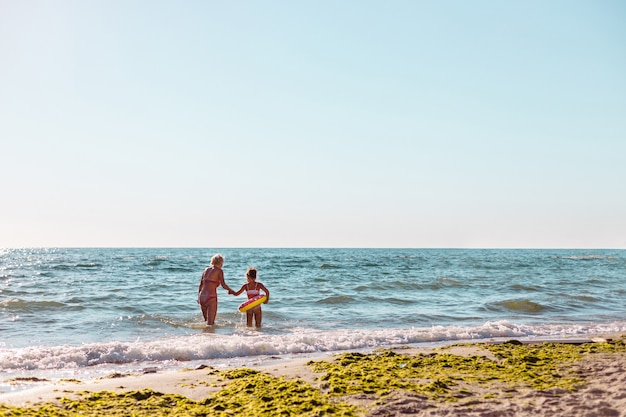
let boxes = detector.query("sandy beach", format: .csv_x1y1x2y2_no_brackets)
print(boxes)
1,336,625,416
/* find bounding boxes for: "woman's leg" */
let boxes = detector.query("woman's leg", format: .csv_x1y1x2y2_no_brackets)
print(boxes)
200,303,208,322
206,297,218,325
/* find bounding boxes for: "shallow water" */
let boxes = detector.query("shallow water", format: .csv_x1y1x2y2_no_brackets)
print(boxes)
1,248,625,383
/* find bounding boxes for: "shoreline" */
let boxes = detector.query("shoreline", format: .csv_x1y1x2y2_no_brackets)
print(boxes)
0,335,601,403
1,335,626,416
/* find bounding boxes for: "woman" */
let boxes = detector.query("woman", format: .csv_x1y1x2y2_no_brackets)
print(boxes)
198,254,233,326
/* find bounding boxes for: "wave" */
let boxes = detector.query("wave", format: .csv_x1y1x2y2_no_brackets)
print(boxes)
0,299,66,311
429,277,464,289
380,297,415,306
562,255,605,261
275,258,314,267
487,299,549,313
509,284,541,292
145,258,168,267
2,321,625,372
571,295,601,303
51,263,102,270
319,263,341,269
163,267,195,273
355,281,416,292
317,295,355,304
75,263,102,269
52,265,71,270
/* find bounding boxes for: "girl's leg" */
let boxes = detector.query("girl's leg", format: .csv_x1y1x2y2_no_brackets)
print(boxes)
206,298,218,325
246,311,254,327
254,308,262,328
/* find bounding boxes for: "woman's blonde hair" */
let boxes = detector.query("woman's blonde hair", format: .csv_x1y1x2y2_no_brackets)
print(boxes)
210,254,224,267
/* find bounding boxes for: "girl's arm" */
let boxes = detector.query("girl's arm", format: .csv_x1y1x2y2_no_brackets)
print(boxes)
259,283,270,303
232,284,246,296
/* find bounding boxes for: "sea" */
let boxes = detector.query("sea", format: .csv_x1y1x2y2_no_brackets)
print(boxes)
1,248,625,393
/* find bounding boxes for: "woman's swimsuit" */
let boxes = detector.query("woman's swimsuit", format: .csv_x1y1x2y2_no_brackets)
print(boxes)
198,268,220,305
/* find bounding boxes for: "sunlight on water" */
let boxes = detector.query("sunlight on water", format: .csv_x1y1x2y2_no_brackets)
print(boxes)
1,248,625,375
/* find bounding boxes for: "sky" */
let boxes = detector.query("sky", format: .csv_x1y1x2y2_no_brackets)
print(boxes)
1,1,625,249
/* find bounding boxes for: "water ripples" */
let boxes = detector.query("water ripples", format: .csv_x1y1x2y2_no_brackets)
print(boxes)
1,248,625,349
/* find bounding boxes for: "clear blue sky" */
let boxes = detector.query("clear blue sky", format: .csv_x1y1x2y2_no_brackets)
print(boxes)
1,1,625,248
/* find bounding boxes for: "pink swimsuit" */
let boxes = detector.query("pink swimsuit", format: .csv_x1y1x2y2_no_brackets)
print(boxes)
198,268,219,305
246,283,260,299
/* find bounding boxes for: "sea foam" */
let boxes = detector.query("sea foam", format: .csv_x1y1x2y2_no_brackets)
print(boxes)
2,321,625,373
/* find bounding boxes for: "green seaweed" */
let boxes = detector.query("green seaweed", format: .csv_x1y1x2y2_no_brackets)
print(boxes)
0,369,358,417
206,368,357,416
5,377,50,385
308,349,506,401
307,337,626,401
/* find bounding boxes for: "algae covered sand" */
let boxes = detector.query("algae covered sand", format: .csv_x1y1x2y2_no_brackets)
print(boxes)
0,368,358,417
1,337,625,416
309,338,626,401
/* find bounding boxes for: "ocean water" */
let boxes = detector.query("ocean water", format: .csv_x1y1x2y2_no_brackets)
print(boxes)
1,248,625,390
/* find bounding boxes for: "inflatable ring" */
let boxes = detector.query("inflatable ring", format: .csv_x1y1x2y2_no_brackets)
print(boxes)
238,294,267,313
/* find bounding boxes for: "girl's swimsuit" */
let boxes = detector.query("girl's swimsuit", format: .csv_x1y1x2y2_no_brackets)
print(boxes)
246,283,260,298
245,283,264,312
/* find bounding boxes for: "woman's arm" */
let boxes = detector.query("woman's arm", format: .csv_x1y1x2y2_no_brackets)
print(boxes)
198,269,207,293
219,270,234,293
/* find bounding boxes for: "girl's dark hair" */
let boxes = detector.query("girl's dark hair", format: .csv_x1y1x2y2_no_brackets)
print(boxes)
246,267,257,279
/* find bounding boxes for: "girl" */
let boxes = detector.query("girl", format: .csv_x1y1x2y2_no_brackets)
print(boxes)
232,267,270,328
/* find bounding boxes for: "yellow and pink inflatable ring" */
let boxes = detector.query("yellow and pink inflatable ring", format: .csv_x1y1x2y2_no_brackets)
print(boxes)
238,294,267,313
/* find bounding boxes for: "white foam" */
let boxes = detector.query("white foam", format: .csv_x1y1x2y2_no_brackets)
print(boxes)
2,321,625,373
